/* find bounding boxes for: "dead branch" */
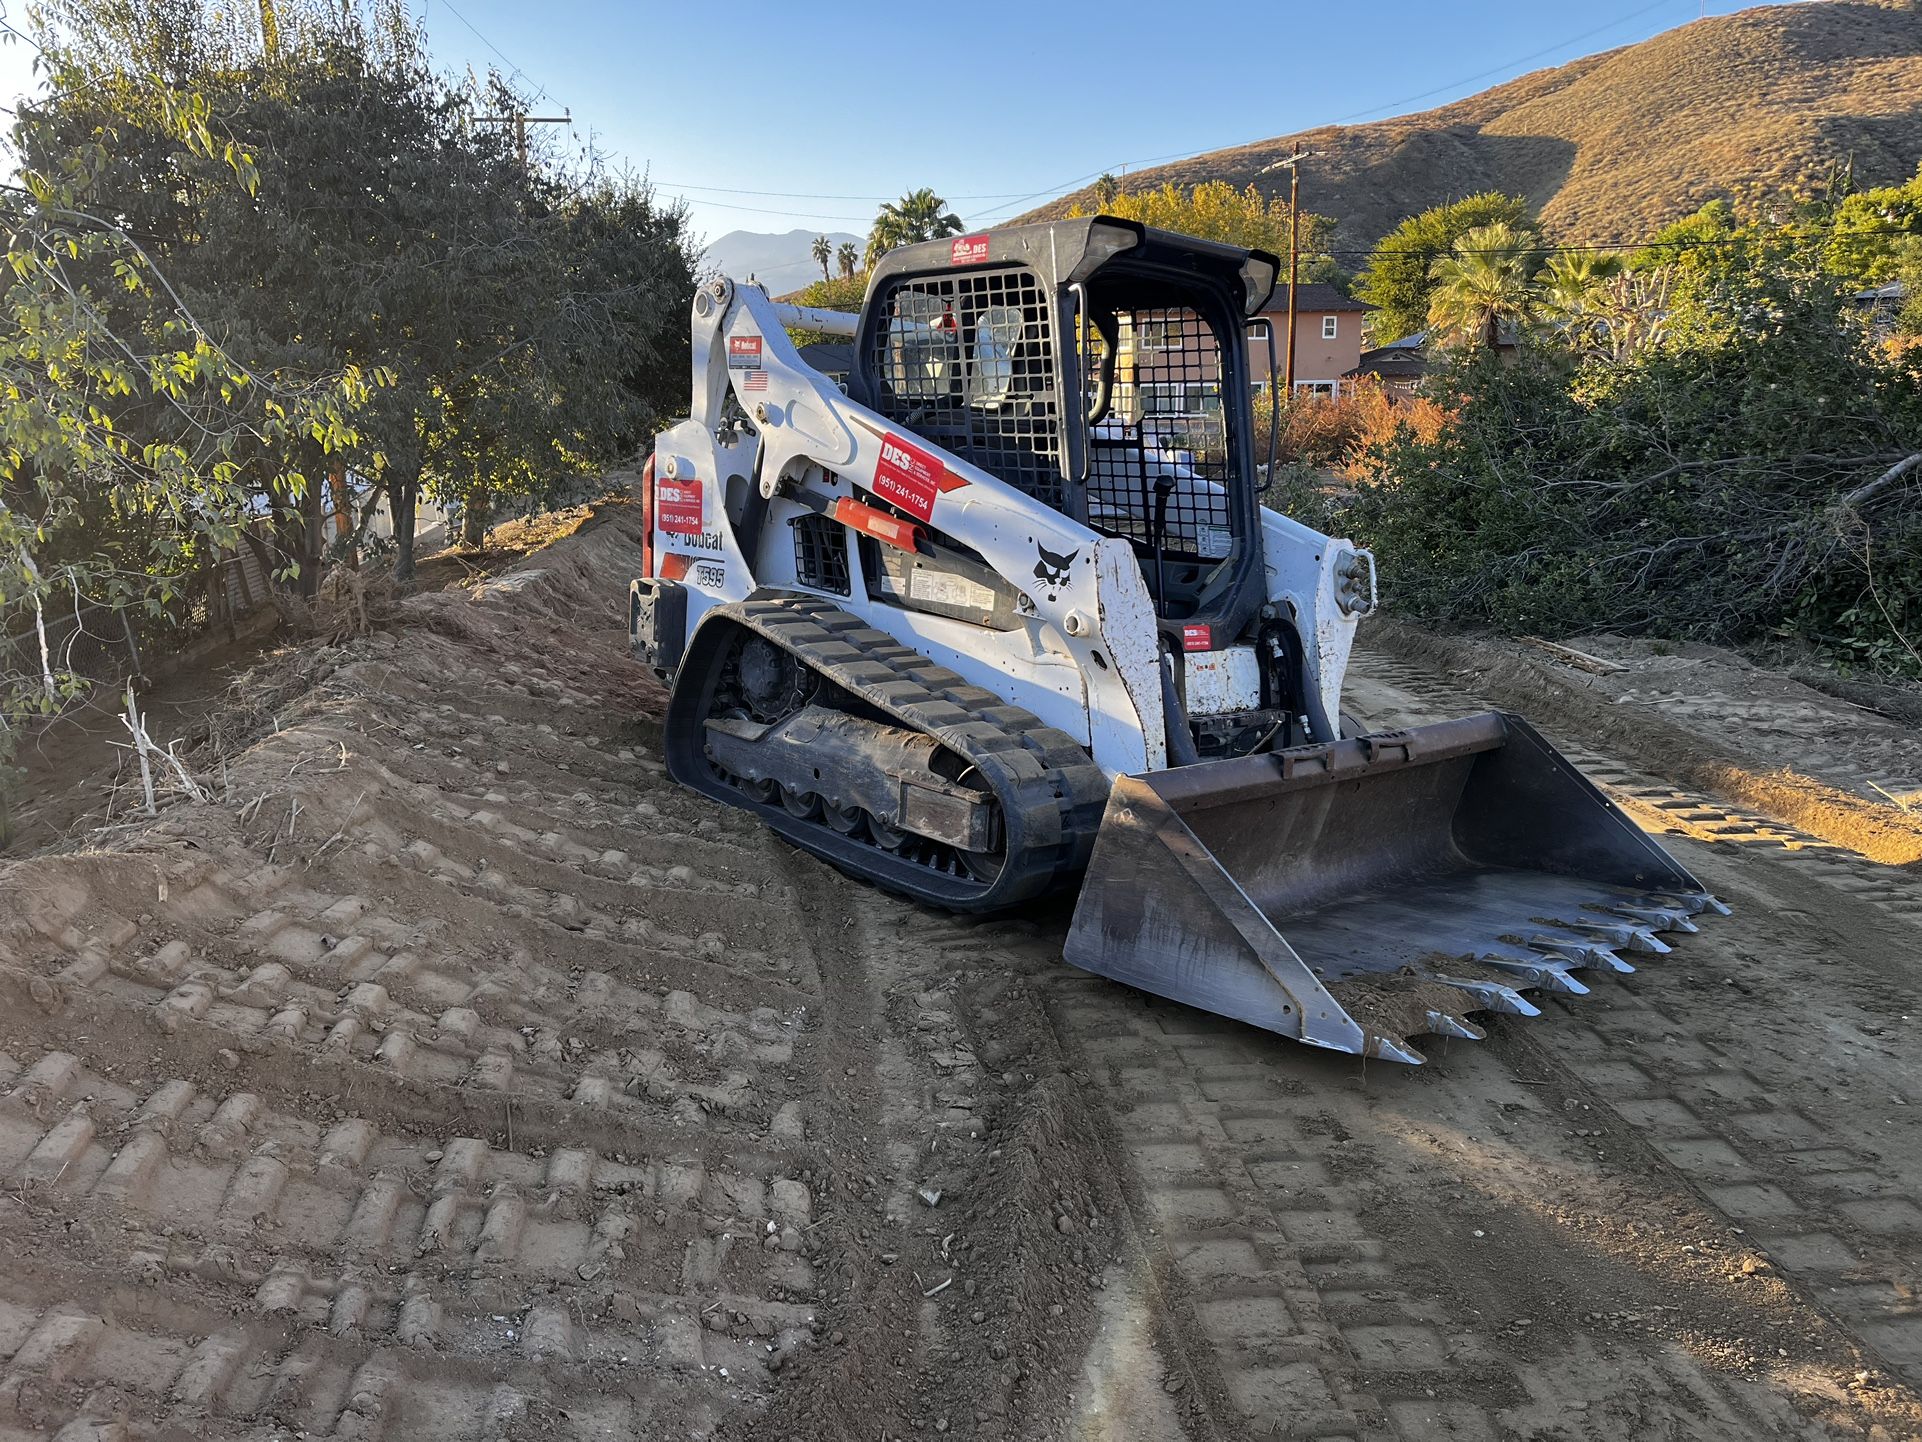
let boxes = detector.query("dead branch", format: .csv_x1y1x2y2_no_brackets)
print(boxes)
1840,451,1922,511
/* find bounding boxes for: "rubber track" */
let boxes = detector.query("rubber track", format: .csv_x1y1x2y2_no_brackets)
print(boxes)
669,597,1111,912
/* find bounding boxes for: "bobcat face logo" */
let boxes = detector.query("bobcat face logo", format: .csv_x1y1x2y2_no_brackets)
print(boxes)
1033,544,1079,601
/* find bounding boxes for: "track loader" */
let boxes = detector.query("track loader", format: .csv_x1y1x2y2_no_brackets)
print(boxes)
629,218,1724,1062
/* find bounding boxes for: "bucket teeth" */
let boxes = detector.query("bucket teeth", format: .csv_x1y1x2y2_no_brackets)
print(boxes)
1424,1010,1487,1041
1437,976,1543,1018
1649,889,1729,918
1478,954,1592,995
1365,1033,1428,1065
1610,903,1699,934
1526,936,1635,974
1568,918,1670,954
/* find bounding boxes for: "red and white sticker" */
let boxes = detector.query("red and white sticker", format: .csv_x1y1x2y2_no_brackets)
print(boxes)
871,432,947,522
950,234,990,265
742,369,769,391
1181,623,1212,653
727,335,763,369
656,477,704,533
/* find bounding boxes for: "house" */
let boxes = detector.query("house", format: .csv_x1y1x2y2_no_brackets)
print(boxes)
1342,319,1528,394
797,341,855,390
1345,331,1430,396
1252,283,1374,398
1104,282,1375,433
1849,280,1909,341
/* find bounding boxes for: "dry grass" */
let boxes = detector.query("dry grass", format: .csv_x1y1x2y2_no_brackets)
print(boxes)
1026,1,1922,248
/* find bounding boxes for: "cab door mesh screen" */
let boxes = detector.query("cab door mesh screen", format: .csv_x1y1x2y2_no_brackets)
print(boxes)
867,267,1067,513
1085,308,1234,563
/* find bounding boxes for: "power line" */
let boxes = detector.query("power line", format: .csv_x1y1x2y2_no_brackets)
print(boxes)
1321,0,1681,127
675,196,879,225
436,0,555,106
646,179,1041,203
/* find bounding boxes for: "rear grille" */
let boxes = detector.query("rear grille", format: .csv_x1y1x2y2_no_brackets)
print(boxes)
791,514,851,595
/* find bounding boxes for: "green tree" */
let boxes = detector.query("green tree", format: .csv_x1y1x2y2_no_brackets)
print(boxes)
1426,222,1540,350
0,80,373,808
1358,193,1542,341
836,241,859,279
811,233,832,283
1093,172,1120,209
1536,250,1624,354
866,187,964,263
1537,251,1621,319
1824,163,1922,287
429,167,695,549
1895,235,1922,336
24,0,695,581
1067,180,1333,266
1630,198,1748,281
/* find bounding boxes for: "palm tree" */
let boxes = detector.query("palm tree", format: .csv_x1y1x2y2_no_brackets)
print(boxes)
811,233,832,283
866,188,965,264
836,241,859,279
1536,251,1622,328
1093,172,1120,209
1426,222,1539,350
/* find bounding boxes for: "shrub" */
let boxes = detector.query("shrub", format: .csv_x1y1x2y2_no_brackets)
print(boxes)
1323,265,1922,676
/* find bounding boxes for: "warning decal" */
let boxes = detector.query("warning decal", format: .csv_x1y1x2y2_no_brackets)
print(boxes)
656,477,704,533
1181,623,1212,653
727,335,764,369
871,432,947,522
950,234,990,265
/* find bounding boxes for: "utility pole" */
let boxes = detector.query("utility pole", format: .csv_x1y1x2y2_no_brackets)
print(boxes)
476,110,572,170
256,0,280,61
1262,145,1315,396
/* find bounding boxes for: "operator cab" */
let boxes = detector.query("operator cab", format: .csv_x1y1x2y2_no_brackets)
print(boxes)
851,218,1278,635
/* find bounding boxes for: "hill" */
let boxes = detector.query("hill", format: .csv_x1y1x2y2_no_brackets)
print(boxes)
1022,0,1922,247
700,228,861,289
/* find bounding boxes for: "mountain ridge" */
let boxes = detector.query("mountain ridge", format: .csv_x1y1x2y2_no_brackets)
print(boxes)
700,228,861,288
1019,1,1922,248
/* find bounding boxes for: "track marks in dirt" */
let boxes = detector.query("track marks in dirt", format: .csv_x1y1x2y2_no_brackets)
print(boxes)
1038,963,1922,1440
1340,645,1922,1422
762,894,1133,1442
0,513,843,1439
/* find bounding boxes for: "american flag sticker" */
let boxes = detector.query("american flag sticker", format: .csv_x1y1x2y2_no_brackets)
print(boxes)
743,370,768,391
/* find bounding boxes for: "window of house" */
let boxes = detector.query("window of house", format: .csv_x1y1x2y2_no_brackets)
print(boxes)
1321,315,1339,340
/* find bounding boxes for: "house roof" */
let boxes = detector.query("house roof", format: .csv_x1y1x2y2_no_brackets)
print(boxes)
1345,346,1428,381
1260,283,1372,316
798,341,855,375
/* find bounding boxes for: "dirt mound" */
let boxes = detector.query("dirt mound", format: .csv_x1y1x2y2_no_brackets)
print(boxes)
0,493,1141,1441
1364,618,1922,868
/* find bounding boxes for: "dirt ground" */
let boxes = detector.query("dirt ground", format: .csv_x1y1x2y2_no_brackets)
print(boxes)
3,503,1922,1441
3,506,605,860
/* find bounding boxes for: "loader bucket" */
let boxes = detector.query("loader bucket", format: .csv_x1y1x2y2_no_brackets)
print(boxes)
1063,712,1725,1063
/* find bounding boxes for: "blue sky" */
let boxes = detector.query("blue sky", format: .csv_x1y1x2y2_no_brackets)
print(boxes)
0,0,1781,247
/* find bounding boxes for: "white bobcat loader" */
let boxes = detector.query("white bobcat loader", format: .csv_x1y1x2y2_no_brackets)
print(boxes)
629,218,1723,1062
